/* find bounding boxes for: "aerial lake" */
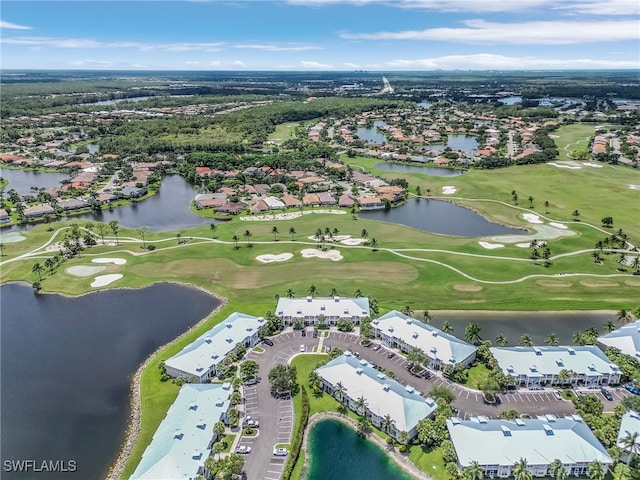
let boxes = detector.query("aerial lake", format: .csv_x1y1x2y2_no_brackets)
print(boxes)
426,134,478,155
0,282,220,480
306,419,414,480
357,120,387,145
360,198,524,237
373,163,465,177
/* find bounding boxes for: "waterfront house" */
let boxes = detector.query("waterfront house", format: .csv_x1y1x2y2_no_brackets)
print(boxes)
194,193,227,210
129,383,232,480
316,352,436,440
164,312,265,382
338,194,355,208
263,196,286,210
120,186,147,199
490,346,622,389
215,201,245,215
282,194,302,208
317,191,337,206
0,209,10,223
275,296,370,326
57,198,88,211
23,203,55,218
372,311,477,372
597,320,640,358
357,196,384,210
446,415,612,478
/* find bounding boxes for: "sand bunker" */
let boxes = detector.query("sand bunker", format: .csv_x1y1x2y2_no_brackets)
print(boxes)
516,241,546,248
453,284,483,292
0,232,26,243
581,162,603,168
548,162,582,170
492,225,576,244
479,242,504,249
579,280,617,288
66,265,106,277
522,213,543,224
256,253,294,263
91,274,123,288
549,222,568,229
300,248,343,261
92,258,127,265
537,280,572,288
624,279,640,287
442,186,457,195
629,185,640,190
340,238,369,245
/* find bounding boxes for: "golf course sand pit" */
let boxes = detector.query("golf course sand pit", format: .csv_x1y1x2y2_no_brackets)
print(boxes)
442,186,457,195
66,265,106,277
579,280,618,288
582,162,603,168
515,241,546,248
522,213,543,224
548,161,582,170
492,225,576,244
453,284,483,292
91,257,127,265
300,248,343,261
537,280,572,288
91,274,123,288
340,238,369,246
629,185,640,190
624,279,640,287
256,253,294,263
549,222,568,229
478,241,504,249
0,232,26,243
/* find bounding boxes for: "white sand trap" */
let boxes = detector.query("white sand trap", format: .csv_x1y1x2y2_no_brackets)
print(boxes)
256,253,293,263
522,213,543,224
629,185,640,190
91,274,123,287
516,241,546,248
300,248,343,261
581,162,603,168
493,225,576,244
91,257,127,265
549,222,568,229
66,265,106,277
442,186,457,194
340,238,369,245
479,242,504,249
548,162,581,170
0,232,26,243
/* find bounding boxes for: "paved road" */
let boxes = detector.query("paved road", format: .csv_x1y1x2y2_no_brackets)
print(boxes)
239,329,629,479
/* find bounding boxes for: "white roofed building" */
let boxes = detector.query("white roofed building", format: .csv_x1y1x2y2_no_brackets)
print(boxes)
490,346,622,389
316,352,437,440
275,296,370,326
617,410,640,465
598,320,640,358
446,415,612,478
372,310,477,372
165,312,265,382
130,383,232,480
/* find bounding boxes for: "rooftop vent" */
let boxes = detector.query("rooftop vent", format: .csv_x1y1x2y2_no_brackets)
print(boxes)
296,309,302,315
226,322,232,328
568,347,576,355
344,309,350,314
360,359,368,366
515,419,525,426
196,420,206,429
406,318,412,325
412,332,419,339
377,373,386,380
426,398,435,407
431,347,437,354
226,337,233,343
334,296,340,302
306,296,312,302
205,337,213,344
543,424,554,436
383,384,390,391
546,414,557,422
189,402,198,410
174,429,184,439
432,331,438,337
530,365,537,372
477,416,488,424
192,450,203,460
257,317,264,322
215,400,224,407
321,305,326,311
571,414,583,422
388,327,394,333
556,359,564,367
405,385,415,393
355,368,363,375
501,425,512,437
534,348,542,356
451,417,461,425
196,367,204,372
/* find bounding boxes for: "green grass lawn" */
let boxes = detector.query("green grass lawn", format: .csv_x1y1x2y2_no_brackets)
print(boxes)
463,364,491,390
221,434,236,453
553,123,597,161
409,445,448,480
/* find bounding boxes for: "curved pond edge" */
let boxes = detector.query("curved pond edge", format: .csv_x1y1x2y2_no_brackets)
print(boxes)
98,282,227,480
301,412,434,480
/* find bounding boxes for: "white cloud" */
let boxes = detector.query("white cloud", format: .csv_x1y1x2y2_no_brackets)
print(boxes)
232,43,321,52
554,0,640,15
301,60,335,68
341,19,640,44
0,20,33,30
231,60,247,67
384,53,640,70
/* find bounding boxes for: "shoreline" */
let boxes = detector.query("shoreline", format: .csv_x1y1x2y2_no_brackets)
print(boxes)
103,284,227,480
302,412,433,480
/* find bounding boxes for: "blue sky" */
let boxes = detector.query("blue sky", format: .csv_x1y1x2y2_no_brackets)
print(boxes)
1,0,639,70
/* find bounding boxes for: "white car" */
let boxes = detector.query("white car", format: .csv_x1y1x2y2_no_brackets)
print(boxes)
300,344,305,352
273,447,289,456
236,445,252,454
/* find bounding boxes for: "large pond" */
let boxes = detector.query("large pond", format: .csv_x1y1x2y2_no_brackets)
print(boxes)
357,121,387,145
0,282,220,480
426,134,478,155
306,419,414,480
431,310,614,346
360,199,524,237
1,167,70,192
3,170,214,232
373,163,465,177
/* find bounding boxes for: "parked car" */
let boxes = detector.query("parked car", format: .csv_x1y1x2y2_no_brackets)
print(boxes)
243,377,258,386
312,329,318,338
406,361,415,370
624,384,640,395
353,351,360,357
369,362,377,369
387,351,395,359
273,447,289,456
301,329,306,337
601,387,614,401
300,344,306,352
236,445,252,454
263,338,274,346
242,416,259,428
553,390,562,400
372,344,381,351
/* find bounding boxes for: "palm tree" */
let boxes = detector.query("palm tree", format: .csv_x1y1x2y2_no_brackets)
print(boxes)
176,232,182,244
495,332,509,347
400,305,413,316
97,224,107,244
212,441,225,460
612,463,631,480
232,235,239,249
544,333,559,346
464,322,482,345
621,430,640,465
286,288,295,298
357,415,371,436
603,320,616,332
243,229,252,247
512,458,532,480
519,333,533,347
588,461,604,480
210,223,218,238
572,209,580,220
308,285,317,297
549,459,567,480
544,200,550,213
354,289,364,298
289,226,296,241
44,257,55,273
632,256,640,274
528,196,534,208
109,220,119,245
441,320,453,334
137,226,149,250
397,430,409,446
421,310,432,324
617,309,629,324
370,238,378,251
354,395,368,416
333,381,346,402
272,226,279,241
0,242,4,256
213,420,226,439
361,228,368,239
32,262,44,281
464,461,484,480
308,371,322,389
381,414,395,435
329,287,338,297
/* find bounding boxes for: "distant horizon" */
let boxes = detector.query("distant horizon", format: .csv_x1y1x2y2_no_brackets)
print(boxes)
1,1,639,71
2,68,639,73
